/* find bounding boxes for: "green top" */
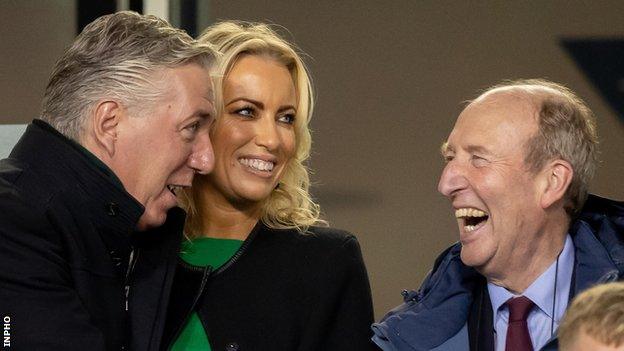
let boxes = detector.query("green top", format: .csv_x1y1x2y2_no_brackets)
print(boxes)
171,237,243,351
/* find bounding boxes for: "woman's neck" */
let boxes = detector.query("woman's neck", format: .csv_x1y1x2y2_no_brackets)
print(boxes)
194,184,262,240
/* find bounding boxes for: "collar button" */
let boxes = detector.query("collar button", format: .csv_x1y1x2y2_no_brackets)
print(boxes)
106,202,119,216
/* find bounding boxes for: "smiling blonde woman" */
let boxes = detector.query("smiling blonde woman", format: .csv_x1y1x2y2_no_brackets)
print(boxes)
160,21,375,351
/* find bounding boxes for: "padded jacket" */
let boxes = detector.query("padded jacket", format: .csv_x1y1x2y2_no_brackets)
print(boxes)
372,194,624,351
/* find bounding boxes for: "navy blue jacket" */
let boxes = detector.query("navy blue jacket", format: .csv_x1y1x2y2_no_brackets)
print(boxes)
372,194,624,351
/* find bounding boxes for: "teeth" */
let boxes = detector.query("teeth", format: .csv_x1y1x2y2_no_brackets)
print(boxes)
465,225,476,232
455,208,487,218
240,158,274,171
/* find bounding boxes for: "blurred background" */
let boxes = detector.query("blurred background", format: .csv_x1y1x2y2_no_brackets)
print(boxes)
2,0,623,319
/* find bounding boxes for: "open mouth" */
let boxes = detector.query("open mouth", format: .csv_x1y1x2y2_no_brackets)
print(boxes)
239,158,275,172
166,185,184,196
455,208,489,232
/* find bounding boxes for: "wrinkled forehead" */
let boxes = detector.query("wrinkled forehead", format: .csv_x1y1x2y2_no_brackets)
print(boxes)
459,89,540,127
446,90,540,150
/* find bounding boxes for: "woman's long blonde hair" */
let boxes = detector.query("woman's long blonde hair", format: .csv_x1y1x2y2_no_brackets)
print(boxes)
181,21,324,237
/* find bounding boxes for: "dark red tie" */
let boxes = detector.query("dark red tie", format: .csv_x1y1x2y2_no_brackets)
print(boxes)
505,296,534,351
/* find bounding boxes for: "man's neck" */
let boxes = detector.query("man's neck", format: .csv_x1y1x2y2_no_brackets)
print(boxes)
486,220,569,294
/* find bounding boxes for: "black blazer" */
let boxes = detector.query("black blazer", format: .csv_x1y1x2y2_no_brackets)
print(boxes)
161,223,376,351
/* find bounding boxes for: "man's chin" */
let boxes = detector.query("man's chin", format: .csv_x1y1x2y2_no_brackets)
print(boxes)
135,210,167,231
460,247,487,268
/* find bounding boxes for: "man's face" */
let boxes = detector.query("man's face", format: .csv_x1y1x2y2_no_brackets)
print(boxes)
438,92,546,279
113,64,215,230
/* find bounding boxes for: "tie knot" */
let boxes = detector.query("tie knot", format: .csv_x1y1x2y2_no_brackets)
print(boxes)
506,296,534,322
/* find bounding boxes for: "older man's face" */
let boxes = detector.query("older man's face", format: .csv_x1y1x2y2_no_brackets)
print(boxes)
438,92,546,279
114,63,215,230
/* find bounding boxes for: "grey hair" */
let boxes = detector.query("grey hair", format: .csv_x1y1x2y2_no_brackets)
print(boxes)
41,11,217,140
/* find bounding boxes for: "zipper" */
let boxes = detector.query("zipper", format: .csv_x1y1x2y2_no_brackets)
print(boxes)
213,223,260,275
177,222,260,275
167,265,213,349
165,224,262,349
124,247,139,311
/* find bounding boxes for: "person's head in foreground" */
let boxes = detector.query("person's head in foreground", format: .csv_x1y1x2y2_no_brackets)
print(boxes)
558,282,624,351
438,78,598,292
182,21,321,237
40,11,217,230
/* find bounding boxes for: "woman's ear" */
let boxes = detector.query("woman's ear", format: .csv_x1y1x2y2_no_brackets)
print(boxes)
540,159,573,210
91,100,121,157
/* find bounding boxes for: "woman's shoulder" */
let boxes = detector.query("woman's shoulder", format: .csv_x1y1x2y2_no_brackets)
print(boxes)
260,224,361,253
307,225,357,241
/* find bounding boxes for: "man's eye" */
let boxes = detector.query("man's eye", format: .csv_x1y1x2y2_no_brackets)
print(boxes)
278,114,296,125
443,155,454,163
471,155,488,166
186,122,200,133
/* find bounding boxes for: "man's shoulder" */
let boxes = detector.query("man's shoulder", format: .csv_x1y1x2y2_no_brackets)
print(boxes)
0,154,69,213
372,242,478,350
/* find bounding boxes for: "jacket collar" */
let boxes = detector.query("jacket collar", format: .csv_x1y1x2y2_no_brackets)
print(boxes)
571,194,624,295
372,244,478,350
10,119,144,261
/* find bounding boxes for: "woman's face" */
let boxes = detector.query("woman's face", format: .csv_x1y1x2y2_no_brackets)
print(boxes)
206,54,297,206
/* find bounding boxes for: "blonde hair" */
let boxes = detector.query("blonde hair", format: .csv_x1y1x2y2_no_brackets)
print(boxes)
481,79,599,216
41,11,216,141
559,282,624,349
181,21,324,236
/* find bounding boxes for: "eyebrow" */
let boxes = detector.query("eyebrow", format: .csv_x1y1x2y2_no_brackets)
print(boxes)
439,142,492,156
464,144,492,155
192,108,214,121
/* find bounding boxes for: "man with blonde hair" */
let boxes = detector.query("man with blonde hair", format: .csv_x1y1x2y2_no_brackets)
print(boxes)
558,282,624,351
0,11,216,350
373,79,624,351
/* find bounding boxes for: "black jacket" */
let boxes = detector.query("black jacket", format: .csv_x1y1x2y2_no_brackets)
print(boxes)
161,223,376,351
0,120,183,351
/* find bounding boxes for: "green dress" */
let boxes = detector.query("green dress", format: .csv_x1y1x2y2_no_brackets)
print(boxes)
171,237,243,351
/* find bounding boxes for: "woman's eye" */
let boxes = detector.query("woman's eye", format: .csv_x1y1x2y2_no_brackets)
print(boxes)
235,107,254,117
278,114,296,125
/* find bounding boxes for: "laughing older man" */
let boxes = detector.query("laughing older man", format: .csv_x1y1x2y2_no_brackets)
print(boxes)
0,12,216,351
373,79,624,351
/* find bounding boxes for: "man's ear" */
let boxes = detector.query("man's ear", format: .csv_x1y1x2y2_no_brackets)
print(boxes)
540,159,573,209
91,100,121,157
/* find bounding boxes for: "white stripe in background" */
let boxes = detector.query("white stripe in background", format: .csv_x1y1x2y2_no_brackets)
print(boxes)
0,124,27,159
144,0,169,20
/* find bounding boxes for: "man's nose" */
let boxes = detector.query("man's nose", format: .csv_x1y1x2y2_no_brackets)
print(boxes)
187,130,214,175
438,161,468,197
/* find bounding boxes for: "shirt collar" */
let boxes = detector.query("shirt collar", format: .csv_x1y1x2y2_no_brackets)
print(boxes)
488,234,575,319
